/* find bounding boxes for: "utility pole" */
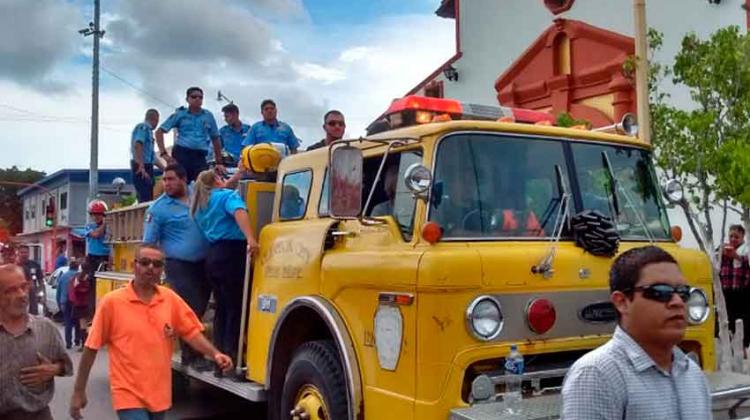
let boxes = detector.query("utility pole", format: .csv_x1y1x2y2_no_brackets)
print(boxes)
79,0,105,205
633,0,651,144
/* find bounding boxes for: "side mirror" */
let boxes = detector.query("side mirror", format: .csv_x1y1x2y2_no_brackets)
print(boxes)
663,179,684,204
403,163,432,200
329,145,363,218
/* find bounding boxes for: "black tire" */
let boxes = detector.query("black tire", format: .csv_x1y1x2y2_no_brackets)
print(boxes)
279,340,349,420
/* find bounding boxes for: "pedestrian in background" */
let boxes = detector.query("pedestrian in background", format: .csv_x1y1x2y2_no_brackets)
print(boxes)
56,259,81,349
16,245,42,315
68,263,92,351
131,109,162,202
561,246,710,419
243,99,300,154
69,245,232,420
719,224,750,346
54,244,68,270
143,163,212,370
0,264,73,420
156,87,224,182
190,170,259,366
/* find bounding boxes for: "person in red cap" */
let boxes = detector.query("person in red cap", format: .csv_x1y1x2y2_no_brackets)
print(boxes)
83,200,110,317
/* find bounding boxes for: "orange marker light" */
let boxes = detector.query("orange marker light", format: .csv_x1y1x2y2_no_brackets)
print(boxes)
671,225,683,242
422,222,444,244
497,116,515,123
432,113,452,122
415,110,434,124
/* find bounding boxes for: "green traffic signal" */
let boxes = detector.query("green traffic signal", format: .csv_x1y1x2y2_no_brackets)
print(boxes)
45,218,54,227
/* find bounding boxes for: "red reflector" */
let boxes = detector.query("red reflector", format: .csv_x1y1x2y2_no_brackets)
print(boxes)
422,222,443,244
526,298,556,334
511,108,555,124
387,95,463,115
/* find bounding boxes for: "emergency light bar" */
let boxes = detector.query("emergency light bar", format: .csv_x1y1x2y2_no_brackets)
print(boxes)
367,95,555,135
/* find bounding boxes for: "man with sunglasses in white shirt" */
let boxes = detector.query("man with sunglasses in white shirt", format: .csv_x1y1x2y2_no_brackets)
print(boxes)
561,246,711,420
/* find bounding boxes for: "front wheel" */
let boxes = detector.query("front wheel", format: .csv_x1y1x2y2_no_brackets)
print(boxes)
280,340,349,420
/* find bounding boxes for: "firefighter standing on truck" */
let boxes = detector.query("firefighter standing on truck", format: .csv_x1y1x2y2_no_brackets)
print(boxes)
142,163,213,371
155,87,224,182
84,200,110,314
187,145,278,366
189,169,260,368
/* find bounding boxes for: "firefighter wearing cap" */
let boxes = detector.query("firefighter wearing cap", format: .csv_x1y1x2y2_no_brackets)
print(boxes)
84,200,110,313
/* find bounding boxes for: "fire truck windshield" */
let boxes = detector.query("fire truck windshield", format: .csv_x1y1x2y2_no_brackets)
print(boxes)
429,133,671,241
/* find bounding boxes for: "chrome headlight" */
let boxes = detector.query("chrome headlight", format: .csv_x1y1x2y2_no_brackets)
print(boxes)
466,296,503,341
687,288,709,325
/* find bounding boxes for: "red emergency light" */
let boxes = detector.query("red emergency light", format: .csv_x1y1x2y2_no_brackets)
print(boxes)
369,95,555,135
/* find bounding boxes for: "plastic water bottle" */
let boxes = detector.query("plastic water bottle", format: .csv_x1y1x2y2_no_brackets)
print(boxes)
504,344,524,416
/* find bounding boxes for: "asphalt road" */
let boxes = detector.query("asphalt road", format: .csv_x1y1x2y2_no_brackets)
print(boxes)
47,325,267,420
42,322,750,420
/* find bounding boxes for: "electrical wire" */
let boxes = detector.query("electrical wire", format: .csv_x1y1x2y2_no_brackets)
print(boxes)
100,66,176,108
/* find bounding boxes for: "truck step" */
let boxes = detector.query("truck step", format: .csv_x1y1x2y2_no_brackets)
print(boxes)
171,356,266,402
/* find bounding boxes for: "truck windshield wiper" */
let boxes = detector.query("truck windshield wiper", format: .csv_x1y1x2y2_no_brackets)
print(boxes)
601,151,654,243
532,164,571,278
601,151,621,221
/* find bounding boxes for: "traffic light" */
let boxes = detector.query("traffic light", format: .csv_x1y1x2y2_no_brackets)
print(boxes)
45,199,55,228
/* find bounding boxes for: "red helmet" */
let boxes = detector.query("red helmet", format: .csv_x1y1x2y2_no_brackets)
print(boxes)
87,200,108,215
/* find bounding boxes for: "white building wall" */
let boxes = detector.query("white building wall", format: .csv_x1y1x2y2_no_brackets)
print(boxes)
441,0,746,110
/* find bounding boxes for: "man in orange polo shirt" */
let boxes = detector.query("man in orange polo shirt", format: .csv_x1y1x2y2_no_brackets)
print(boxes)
69,244,232,420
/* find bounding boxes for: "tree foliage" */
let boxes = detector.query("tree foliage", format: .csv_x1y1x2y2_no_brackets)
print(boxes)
0,166,46,235
650,26,750,251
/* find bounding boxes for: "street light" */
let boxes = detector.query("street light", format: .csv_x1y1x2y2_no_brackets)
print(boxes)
443,65,459,82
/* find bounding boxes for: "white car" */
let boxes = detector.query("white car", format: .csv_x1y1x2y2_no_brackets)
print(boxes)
43,266,69,318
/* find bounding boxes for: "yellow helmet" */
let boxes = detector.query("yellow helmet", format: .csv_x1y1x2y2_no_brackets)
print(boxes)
241,143,282,173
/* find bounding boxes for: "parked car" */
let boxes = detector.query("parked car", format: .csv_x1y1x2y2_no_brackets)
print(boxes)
43,266,69,319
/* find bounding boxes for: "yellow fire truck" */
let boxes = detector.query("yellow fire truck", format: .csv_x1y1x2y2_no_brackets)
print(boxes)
98,96,750,419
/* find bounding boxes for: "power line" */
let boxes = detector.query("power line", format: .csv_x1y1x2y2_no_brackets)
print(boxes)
100,66,176,108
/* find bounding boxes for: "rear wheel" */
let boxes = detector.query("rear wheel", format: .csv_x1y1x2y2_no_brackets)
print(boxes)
280,340,349,420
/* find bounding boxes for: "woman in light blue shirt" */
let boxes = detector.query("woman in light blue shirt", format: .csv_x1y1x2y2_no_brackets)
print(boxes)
190,170,259,364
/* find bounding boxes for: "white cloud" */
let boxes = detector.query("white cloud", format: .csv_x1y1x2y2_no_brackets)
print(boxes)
232,0,307,20
292,62,347,84
0,2,455,171
339,46,375,63
0,0,80,90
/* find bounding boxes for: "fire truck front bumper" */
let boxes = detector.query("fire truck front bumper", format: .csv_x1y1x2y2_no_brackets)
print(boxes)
449,371,750,420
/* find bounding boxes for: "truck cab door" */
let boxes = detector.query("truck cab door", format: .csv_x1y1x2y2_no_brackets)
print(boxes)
321,147,424,420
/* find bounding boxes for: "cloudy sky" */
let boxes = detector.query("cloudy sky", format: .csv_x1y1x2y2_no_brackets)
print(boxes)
0,0,454,174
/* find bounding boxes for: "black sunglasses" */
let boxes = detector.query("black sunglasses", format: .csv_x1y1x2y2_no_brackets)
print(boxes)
625,283,691,303
326,121,345,127
136,257,165,268
190,95,203,99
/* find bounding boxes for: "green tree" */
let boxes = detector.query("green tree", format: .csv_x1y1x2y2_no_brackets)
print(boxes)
649,27,750,371
0,166,46,235
650,26,750,252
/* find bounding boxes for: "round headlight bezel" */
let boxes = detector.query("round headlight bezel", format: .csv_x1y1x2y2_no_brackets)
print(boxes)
466,295,504,341
687,287,709,325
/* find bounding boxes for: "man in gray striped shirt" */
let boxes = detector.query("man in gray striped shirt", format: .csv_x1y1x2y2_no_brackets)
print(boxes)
0,264,73,420
561,246,711,420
